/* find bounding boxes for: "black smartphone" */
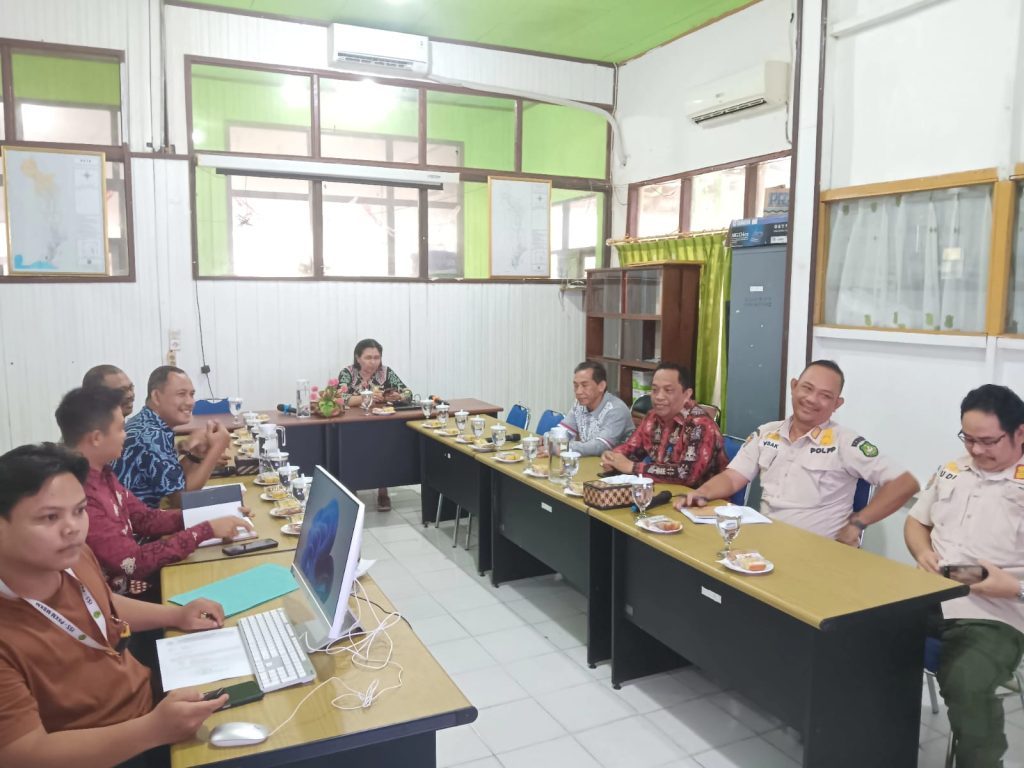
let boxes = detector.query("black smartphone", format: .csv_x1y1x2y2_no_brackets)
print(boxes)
203,680,264,711
222,538,279,556
941,564,989,585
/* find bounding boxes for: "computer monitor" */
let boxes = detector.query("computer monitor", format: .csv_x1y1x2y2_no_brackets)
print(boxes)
288,465,364,648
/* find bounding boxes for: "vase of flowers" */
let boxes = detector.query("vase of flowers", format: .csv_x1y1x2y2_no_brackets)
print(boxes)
311,379,349,418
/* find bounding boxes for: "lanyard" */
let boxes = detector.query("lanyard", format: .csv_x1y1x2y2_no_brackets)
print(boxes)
0,569,127,656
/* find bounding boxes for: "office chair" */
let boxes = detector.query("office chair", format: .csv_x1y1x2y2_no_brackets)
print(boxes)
852,478,871,513
535,409,564,436
923,636,1024,767
721,435,749,505
192,398,231,415
630,394,652,426
506,403,530,430
697,402,721,425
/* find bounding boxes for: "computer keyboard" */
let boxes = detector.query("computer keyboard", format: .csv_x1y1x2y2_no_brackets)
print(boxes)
238,608,317,692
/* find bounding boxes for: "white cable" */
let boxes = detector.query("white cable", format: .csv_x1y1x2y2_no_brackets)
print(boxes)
270,579,405,735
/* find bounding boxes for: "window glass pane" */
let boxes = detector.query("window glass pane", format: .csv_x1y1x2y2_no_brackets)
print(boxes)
551,189,603,278
0,160,128,276
191,65,311,155
227,125,308,155
194,167,313,277
322,180,419,277
636,180,680,237
689,166,746,231
522,102,607,179
427,91,513,171
1006,186,1024,333
825,185,992,332
320,79,419,162
755,156,791,217
12,51,121,144
428,181,489,278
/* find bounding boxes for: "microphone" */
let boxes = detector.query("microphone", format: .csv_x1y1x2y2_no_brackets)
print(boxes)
631,490,673,514
486,434,522,444
276,403,297,414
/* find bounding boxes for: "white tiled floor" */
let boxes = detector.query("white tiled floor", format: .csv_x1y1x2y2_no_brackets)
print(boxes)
359,486,1024,768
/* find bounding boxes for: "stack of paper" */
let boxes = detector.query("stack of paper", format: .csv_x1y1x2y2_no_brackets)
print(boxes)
181,483,256,547
680,504,773,525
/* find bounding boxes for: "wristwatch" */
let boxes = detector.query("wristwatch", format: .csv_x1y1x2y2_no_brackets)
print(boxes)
182,450,203,464
848,515,868,532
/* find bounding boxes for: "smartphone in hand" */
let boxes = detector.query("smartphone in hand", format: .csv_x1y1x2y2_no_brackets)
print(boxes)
203,680,264,711
222,538,279,556
940,564,989,585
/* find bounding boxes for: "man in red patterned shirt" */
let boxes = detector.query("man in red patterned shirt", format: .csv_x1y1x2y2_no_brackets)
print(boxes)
55,387,253,596
601,363,727,486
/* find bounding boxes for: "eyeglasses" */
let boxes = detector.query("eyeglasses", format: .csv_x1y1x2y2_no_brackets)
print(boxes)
957,430,1008,448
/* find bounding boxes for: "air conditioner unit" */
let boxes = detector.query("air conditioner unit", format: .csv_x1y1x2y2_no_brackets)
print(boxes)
329,23,430,77
686,61,789,126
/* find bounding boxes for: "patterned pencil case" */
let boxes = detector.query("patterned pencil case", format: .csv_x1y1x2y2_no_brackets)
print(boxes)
582,480,634,509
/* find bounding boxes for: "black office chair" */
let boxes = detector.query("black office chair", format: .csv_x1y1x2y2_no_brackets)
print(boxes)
630,394,651,426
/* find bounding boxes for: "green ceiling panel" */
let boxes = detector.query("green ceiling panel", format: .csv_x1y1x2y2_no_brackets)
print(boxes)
180,0,759,63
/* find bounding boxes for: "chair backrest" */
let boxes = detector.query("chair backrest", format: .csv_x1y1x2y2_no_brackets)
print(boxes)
697,402,721,425
192,398,230,415
630,394,652,427
722,434,748,506
506,403,530,430
535,409,564,436
853,478,872,512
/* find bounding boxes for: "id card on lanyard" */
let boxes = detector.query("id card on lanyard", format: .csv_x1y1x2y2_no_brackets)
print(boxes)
0,569,130,656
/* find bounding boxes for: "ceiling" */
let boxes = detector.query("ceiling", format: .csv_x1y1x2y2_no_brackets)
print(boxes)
180,0,759,64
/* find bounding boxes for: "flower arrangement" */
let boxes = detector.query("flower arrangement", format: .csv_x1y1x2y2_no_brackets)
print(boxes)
310,378,349,418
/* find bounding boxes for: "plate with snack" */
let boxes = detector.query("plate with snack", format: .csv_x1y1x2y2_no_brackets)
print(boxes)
269,500,302,518
280,518,304,536
371,406,396,415
455,434,475,444
524,465,549,478
720,551,774,575
471,439,496,453
494,451,523,464
440,427,461,437
253,472,280,486
256,414,271,423
564,482,584,497
260,485,289,502
420,419,441,429
636,515,684,534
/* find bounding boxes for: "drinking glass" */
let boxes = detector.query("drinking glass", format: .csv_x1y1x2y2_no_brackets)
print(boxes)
228,397,243,425
455,410,469,435
291,475,311,511
361,389,374,416
560,450,581,490
715,509,743,559
278,464,297,496
420,397,433,420
437,403,450,428
471,416,485,440
491,424,507,451
522,436,540,472
631,477,654,519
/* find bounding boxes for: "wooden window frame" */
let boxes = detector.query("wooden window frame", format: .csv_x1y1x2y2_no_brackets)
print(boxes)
813,168,1013,337
186,55,614,283
0,38,134,283
626,149,791,238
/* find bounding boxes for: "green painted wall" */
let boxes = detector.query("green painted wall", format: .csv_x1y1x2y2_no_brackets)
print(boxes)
523,103,607,179
11,53,120,107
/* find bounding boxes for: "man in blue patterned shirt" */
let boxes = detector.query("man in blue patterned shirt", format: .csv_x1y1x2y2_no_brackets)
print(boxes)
113,366,229,506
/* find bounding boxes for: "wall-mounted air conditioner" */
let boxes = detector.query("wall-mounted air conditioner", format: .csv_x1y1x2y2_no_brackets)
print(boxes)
329,23,430,77
686,61,789,126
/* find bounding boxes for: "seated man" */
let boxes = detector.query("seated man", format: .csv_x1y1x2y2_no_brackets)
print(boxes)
0,443,230,767
676,360,918,545
114,366,230,507
83,363,136,417
601,363,727,486
905,384,1024,768
559,361,632,456
56,386,253,595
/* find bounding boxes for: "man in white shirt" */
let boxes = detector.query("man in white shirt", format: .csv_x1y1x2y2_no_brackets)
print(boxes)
905,384,1024,768
559,361,632,456
676,360,918,545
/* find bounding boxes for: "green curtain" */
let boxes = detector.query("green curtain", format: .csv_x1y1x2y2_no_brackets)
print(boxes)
613,234,732,430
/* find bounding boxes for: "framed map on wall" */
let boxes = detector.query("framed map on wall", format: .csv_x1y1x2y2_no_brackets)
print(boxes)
488,176,551,278
2,147,109,276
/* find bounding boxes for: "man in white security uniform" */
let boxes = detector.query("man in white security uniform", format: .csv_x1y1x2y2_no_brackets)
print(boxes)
675,359,919,545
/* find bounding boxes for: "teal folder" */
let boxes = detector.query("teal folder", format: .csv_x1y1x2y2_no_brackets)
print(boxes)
168,562,298,617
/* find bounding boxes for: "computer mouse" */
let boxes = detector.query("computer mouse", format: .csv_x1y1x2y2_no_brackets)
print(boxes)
209,721,269,747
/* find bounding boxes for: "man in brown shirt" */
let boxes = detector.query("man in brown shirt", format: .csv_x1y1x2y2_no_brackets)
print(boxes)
0,443,230,766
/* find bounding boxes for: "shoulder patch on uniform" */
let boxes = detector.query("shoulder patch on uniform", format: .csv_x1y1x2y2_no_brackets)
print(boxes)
851,436,864,448
820,428,833,446
765,432,781,441
944,461,959,473
744,432,756,445
1015,465,1024,481
858,441,878,457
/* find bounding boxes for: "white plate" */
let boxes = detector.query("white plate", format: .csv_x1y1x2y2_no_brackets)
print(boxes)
494,452,523,464
253,476,279,486
281,521,303,536
438,428,461,437
260,491,289,502
455,436,474,444
420,421,441,429
636,517,684,534
524,468,549,479
269,505,302,518
563,485,584,497
719,556,774,575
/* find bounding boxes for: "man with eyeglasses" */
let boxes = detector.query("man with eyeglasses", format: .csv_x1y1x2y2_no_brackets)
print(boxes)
905,384,1024,768
83,364,135,418
676,360,919,545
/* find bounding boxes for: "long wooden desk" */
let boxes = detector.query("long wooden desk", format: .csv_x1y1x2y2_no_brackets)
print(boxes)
183,399,501,491
162,551,476,768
